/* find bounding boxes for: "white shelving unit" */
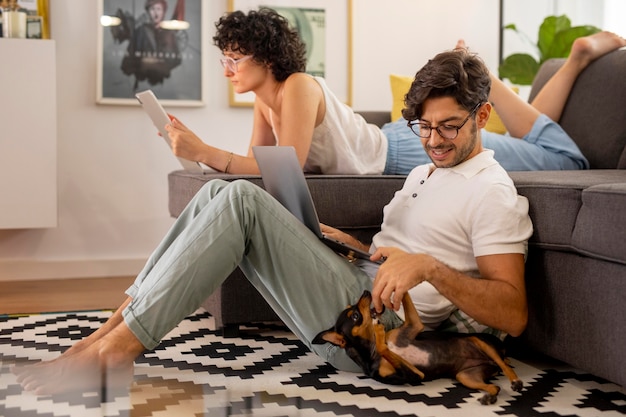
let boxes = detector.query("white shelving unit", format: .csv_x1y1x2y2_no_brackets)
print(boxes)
0,39,57,228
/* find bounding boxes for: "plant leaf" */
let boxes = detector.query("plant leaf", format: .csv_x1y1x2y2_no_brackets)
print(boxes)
543,25,602,61
501,14,603,85
537,15,571,60
498,53,540,85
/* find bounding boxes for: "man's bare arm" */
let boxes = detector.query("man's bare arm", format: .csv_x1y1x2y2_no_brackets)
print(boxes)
371,248,527,337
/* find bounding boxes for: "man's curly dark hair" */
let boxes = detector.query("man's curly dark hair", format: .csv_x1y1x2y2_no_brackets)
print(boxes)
402,48,491,121
213,8,307,82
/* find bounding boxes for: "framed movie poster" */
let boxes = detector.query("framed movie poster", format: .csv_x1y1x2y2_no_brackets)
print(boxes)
97,0,205,106
227,0,352,107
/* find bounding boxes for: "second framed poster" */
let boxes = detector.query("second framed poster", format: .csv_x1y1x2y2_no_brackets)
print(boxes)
227,0,352,107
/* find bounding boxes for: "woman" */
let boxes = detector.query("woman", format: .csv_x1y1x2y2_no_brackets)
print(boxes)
166,7,385,175
165,8,625,174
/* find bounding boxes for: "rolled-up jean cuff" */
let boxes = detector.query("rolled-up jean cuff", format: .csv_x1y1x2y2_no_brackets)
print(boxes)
125,283,139,299
122,304,160,350
319,342,362,373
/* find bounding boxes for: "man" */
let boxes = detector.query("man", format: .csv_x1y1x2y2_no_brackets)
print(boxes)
13,48,532,395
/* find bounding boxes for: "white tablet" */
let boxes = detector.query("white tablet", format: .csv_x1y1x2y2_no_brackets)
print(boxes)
135,90,203,173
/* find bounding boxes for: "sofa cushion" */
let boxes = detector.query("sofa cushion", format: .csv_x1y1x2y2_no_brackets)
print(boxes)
168,171,406,242
572,182,626,264
304,175,405,228
171,170,626,264
355,111,392,129
509,170,626,263
528,49,626,169
168,172,263,218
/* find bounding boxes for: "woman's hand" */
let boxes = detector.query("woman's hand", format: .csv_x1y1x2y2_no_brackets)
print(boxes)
165,116,207,162
320,224,369,252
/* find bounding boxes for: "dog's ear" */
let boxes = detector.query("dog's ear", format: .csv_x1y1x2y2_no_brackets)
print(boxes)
312,329,346,348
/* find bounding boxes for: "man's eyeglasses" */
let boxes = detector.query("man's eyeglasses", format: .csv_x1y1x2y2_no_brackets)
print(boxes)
219,55,252,73
407,102,483,140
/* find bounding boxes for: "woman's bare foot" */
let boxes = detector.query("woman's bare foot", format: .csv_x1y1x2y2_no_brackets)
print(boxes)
11,301,130,375
11,322,144,395
569,31,626,70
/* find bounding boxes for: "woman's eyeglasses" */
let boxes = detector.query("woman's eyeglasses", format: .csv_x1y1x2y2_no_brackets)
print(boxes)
219,55,253,73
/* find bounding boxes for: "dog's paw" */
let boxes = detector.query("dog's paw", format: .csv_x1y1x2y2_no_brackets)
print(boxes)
479,393,498,405
511,379,523,392
479,385,500,405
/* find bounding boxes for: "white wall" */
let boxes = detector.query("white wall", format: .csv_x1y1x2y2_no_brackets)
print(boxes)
603,0,626,38
0,0,605,281
352,0,500,110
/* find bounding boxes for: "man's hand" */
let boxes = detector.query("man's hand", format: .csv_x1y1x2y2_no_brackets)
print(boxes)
370,247,435,313
371,247,528,337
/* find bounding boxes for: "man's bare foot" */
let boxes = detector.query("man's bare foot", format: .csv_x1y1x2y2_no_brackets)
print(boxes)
570,31,626,69
11,322,143,395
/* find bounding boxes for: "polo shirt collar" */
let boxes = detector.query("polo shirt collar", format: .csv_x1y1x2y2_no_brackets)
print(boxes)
443,149,498,179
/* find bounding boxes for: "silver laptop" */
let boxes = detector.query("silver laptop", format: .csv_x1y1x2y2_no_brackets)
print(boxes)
135,90,203,173
253,146,380,263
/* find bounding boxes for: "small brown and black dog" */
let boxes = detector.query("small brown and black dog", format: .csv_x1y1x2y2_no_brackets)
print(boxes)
313,290,523,405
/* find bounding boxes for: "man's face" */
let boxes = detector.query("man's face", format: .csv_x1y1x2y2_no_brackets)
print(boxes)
419,97,484,168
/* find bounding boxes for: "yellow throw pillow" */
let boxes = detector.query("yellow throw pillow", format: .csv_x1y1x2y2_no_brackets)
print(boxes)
483,87,519,134
389,74,413,122
389,74,514,134
484,106,507,134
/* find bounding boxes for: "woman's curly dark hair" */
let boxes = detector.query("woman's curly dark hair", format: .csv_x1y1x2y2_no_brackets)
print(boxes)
213,8,307,81
402,48,491,121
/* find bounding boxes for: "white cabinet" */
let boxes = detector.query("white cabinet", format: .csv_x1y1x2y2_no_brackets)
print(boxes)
0,39,57,228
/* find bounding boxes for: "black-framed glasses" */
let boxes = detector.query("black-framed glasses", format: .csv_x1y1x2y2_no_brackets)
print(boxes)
219,55,252,73
407,102,482,140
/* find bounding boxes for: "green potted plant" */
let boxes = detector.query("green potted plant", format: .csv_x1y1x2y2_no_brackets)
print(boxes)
498,15,601,85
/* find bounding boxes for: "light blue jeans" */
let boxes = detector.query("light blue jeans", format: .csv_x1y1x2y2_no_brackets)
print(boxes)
122,179,400,372
382,114,589,174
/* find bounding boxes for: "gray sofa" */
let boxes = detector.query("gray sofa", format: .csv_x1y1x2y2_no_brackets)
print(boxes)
168,49,626,387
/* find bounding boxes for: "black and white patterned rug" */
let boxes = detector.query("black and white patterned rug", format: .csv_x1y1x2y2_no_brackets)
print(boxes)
0,310,624,417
